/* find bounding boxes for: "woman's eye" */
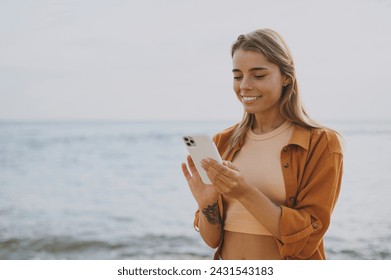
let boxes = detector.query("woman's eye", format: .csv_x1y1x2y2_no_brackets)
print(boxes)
233,76,243,80
254,75,265,79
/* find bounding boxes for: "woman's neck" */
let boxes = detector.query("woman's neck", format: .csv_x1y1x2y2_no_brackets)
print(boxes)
251,113,286,135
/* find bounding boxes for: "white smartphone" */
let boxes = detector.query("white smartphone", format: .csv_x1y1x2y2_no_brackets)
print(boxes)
182,134,222,184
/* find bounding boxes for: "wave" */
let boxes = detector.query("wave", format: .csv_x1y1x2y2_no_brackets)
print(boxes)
0,234,212,260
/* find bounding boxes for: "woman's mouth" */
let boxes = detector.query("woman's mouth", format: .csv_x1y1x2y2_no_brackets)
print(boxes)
242,95,262,103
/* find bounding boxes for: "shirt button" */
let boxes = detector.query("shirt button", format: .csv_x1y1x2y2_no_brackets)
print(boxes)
283,147,288,152
289,196,295,202
284,163,289,168
312,222,319,229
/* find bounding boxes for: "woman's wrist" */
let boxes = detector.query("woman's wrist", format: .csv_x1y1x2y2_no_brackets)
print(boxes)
199,201,221,226
198,199,218,213
198,195,219,210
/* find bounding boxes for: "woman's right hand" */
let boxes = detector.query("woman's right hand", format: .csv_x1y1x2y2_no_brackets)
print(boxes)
181,155,220,209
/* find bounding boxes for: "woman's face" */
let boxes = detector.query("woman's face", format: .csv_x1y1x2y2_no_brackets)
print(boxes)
232,49,287,117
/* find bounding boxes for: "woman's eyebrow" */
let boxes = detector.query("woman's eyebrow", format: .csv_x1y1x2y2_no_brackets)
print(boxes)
232,67,268,72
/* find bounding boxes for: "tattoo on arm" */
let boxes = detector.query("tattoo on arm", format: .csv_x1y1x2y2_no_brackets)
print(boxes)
201,202,222,225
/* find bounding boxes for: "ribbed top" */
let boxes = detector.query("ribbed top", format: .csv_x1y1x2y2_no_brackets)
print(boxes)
224,120,293,236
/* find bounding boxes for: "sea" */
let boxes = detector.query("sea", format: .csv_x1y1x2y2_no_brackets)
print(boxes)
0,120,390,260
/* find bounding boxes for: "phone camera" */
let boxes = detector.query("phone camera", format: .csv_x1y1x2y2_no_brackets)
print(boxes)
183,136,196,147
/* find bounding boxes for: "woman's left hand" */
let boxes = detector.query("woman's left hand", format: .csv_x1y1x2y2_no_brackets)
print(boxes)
201,158,250,199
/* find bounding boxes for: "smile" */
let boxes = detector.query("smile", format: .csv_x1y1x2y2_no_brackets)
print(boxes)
242,96,262,102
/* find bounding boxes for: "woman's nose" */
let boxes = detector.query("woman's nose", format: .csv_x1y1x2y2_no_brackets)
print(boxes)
240,77,253,90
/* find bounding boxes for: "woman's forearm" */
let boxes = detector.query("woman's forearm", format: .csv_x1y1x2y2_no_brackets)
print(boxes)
238,187,282,239
198,201,223,248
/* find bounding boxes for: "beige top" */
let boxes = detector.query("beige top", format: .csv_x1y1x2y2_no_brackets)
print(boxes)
224,121,293,235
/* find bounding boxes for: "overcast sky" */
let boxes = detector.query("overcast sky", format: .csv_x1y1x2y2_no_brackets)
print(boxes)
1,0,390,122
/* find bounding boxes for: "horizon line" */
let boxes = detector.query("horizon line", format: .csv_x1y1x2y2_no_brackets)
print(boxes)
1,118,391,123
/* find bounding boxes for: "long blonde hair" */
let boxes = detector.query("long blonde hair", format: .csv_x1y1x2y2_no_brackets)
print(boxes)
225,29,321,156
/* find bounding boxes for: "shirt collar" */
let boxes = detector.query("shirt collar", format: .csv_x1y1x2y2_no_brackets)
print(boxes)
230,123,311,159
288,124,311,150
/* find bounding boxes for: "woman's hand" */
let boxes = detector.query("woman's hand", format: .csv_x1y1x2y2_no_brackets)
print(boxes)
181,155,220,208
201,158,250,199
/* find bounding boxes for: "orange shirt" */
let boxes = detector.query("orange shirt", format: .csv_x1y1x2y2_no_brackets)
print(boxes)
193,123,343,260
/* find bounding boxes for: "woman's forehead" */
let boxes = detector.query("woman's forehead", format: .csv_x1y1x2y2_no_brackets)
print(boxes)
232,50,277,70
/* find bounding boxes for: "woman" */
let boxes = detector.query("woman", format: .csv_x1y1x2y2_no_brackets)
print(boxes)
181,29,343,260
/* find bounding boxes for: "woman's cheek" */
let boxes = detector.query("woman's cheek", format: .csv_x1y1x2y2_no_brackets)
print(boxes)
233,85,241,99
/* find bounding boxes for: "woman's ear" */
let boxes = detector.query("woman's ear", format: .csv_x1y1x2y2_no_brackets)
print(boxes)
283,76,292,87
280,74,290,86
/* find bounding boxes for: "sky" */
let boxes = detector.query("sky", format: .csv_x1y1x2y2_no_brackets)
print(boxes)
0,0,390,122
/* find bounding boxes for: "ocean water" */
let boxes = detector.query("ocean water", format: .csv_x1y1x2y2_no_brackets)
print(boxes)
0,120,390,260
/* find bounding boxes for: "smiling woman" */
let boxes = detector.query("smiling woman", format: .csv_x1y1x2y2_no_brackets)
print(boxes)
181,29,343,260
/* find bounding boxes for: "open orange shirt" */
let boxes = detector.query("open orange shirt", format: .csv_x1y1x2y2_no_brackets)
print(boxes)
193,123,343,260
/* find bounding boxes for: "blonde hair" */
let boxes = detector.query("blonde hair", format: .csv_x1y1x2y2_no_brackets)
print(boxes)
225,29,321,157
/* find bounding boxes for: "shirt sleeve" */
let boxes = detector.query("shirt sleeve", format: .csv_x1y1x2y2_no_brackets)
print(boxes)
276,131,343,259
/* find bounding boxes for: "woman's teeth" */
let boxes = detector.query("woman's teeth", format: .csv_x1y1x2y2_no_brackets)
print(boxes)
242,96,261,102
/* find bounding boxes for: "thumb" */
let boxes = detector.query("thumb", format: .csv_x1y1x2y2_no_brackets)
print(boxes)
222,160,240,171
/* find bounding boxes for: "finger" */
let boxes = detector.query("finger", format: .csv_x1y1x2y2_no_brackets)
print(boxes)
223,160,240,172
181,162,192,181
202,161,232,187
210,175,231,194
187,155,201,178
202,158,235,180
